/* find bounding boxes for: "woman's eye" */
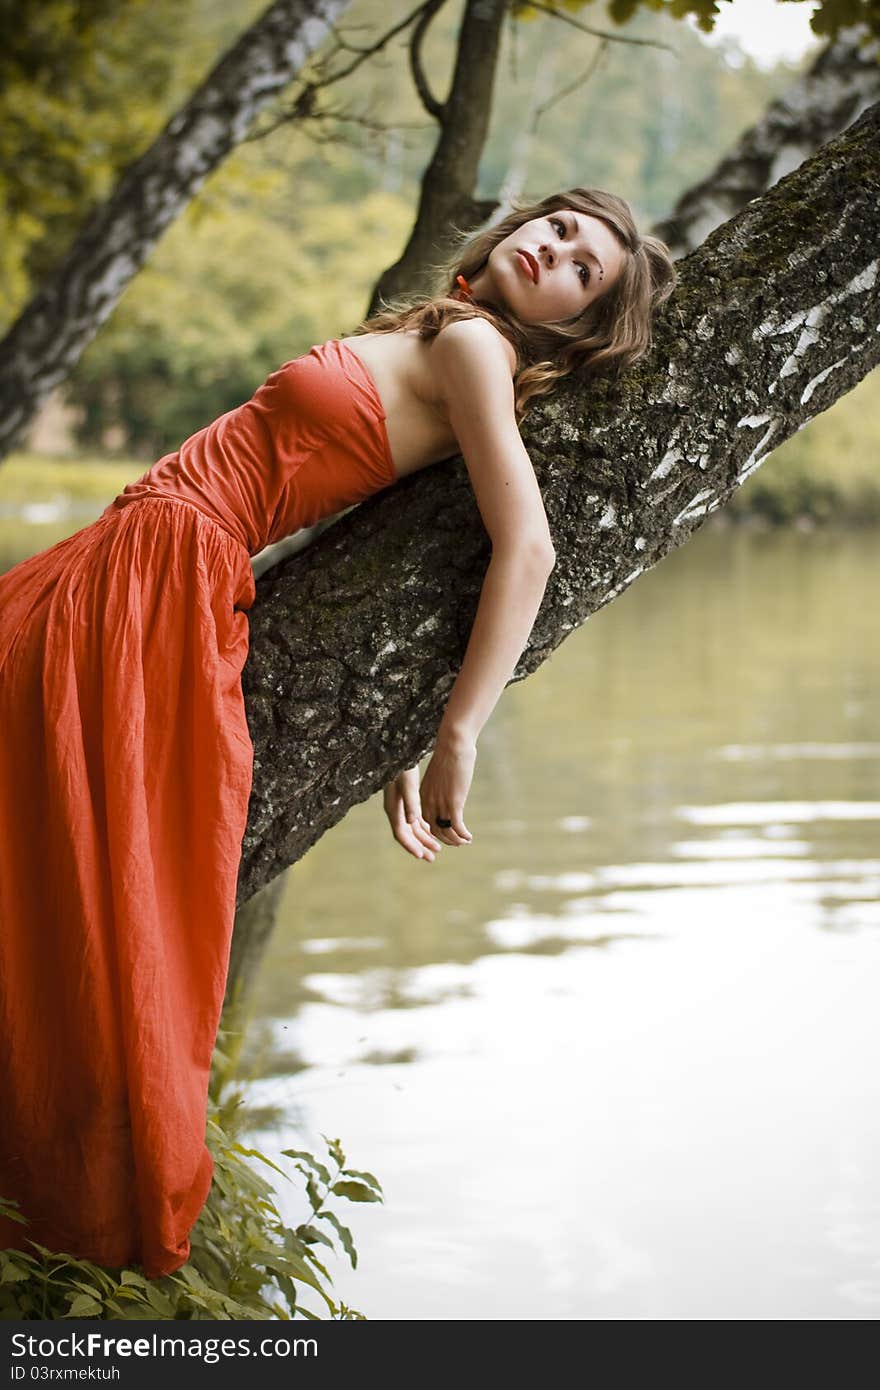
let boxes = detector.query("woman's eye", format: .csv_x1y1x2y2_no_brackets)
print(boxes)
551,218,565,237
577,263,590,286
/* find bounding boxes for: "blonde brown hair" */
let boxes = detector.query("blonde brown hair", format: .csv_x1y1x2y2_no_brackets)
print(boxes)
357,188,677,416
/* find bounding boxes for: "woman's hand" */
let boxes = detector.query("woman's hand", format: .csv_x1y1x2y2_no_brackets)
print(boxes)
418,731,476,847
383,766,444,862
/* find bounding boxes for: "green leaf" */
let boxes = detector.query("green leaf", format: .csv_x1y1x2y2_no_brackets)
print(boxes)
281,1150,333,1186
322,1135,346,1169
70,1279,106,1297
0,1202,29,1226
64,1293,103,1318
340,1168,383,1194
257,1249,335,1308
295,1224,334,1250
331,1180,383,1204
0,1261,31,1284
210,1165,233,1198
304,1250,331,1282
317,1210,358,1270
274,1271,298,1315
229,1143,288,1180
145,1285,175,1316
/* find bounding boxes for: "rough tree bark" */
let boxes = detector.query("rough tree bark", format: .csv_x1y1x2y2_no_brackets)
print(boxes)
0,0,352,460
234,101,880,912
654,23,880,256
366,0,509,313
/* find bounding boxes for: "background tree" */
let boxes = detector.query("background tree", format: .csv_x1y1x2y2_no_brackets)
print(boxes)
655,21,880,255
0,0,355,458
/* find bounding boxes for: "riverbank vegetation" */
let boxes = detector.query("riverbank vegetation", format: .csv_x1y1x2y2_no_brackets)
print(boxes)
0,1051,379,1320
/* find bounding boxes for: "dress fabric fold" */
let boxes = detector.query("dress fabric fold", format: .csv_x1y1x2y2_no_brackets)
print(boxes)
0,339,396,1275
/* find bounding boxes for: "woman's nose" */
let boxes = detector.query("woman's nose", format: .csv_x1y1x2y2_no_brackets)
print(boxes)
539,243,556,269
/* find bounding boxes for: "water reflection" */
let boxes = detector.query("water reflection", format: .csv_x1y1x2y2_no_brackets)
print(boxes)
236,526,880,1319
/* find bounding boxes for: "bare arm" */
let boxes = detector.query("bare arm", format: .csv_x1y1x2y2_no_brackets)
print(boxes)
434,318,555,735
417,318,556,845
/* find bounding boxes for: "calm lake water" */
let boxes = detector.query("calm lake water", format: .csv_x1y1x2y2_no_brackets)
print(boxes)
4,503,878,1319
239,523,880,1321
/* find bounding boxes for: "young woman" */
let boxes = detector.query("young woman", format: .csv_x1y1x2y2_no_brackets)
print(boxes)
0,188,675,1278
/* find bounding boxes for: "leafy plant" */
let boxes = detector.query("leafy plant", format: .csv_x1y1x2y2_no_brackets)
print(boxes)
0,1090,381,1320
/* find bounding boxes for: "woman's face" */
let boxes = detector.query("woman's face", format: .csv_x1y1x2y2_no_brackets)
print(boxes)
470,209,626,325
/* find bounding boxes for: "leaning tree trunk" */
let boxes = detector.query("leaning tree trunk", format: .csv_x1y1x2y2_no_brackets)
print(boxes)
235,100,879,910
224,872,290,1015
653,22,880,256
0,0,352,461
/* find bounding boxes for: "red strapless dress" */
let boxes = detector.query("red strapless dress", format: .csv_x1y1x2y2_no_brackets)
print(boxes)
0,340,395,1277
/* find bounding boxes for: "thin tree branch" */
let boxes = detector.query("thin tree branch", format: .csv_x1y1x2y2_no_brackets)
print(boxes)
534,37,608,125
523,0,676,53
409,0,450,121
246,0,447,144
319,0,436,86
296,103,431,151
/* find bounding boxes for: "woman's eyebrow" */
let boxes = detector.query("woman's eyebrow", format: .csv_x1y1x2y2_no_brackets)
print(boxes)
569,212,605,281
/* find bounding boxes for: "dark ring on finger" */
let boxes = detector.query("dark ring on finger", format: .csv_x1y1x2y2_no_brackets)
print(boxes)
436,817,453,829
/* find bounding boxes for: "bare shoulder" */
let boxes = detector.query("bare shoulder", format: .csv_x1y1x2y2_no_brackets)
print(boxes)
430,317,517,391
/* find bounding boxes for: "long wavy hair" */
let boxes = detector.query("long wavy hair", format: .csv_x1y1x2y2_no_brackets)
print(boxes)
357,188,677,416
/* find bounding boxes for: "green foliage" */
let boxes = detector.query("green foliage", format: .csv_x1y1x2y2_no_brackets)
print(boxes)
69,180,415,453
806,0,880,39
488,3,798,228
0,0,188,322
0,1087,382,1320
516,0,880,40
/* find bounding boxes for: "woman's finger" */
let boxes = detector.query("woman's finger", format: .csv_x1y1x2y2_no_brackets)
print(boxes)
385,788,434,859
401,796,444,854
430,814,471,847
398,818,436,860
397,795,439,856
405,825,437,860
451,814,472,843
411,819,442,853
402,806,439,858
403,794,422,824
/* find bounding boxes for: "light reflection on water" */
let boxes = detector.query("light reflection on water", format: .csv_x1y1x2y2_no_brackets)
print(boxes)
241,526,880,1319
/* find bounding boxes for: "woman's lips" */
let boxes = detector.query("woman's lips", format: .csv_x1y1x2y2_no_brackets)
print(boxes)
516,249,539,283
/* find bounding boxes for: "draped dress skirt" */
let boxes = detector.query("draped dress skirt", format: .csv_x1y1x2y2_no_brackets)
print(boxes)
0,340,396,1276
